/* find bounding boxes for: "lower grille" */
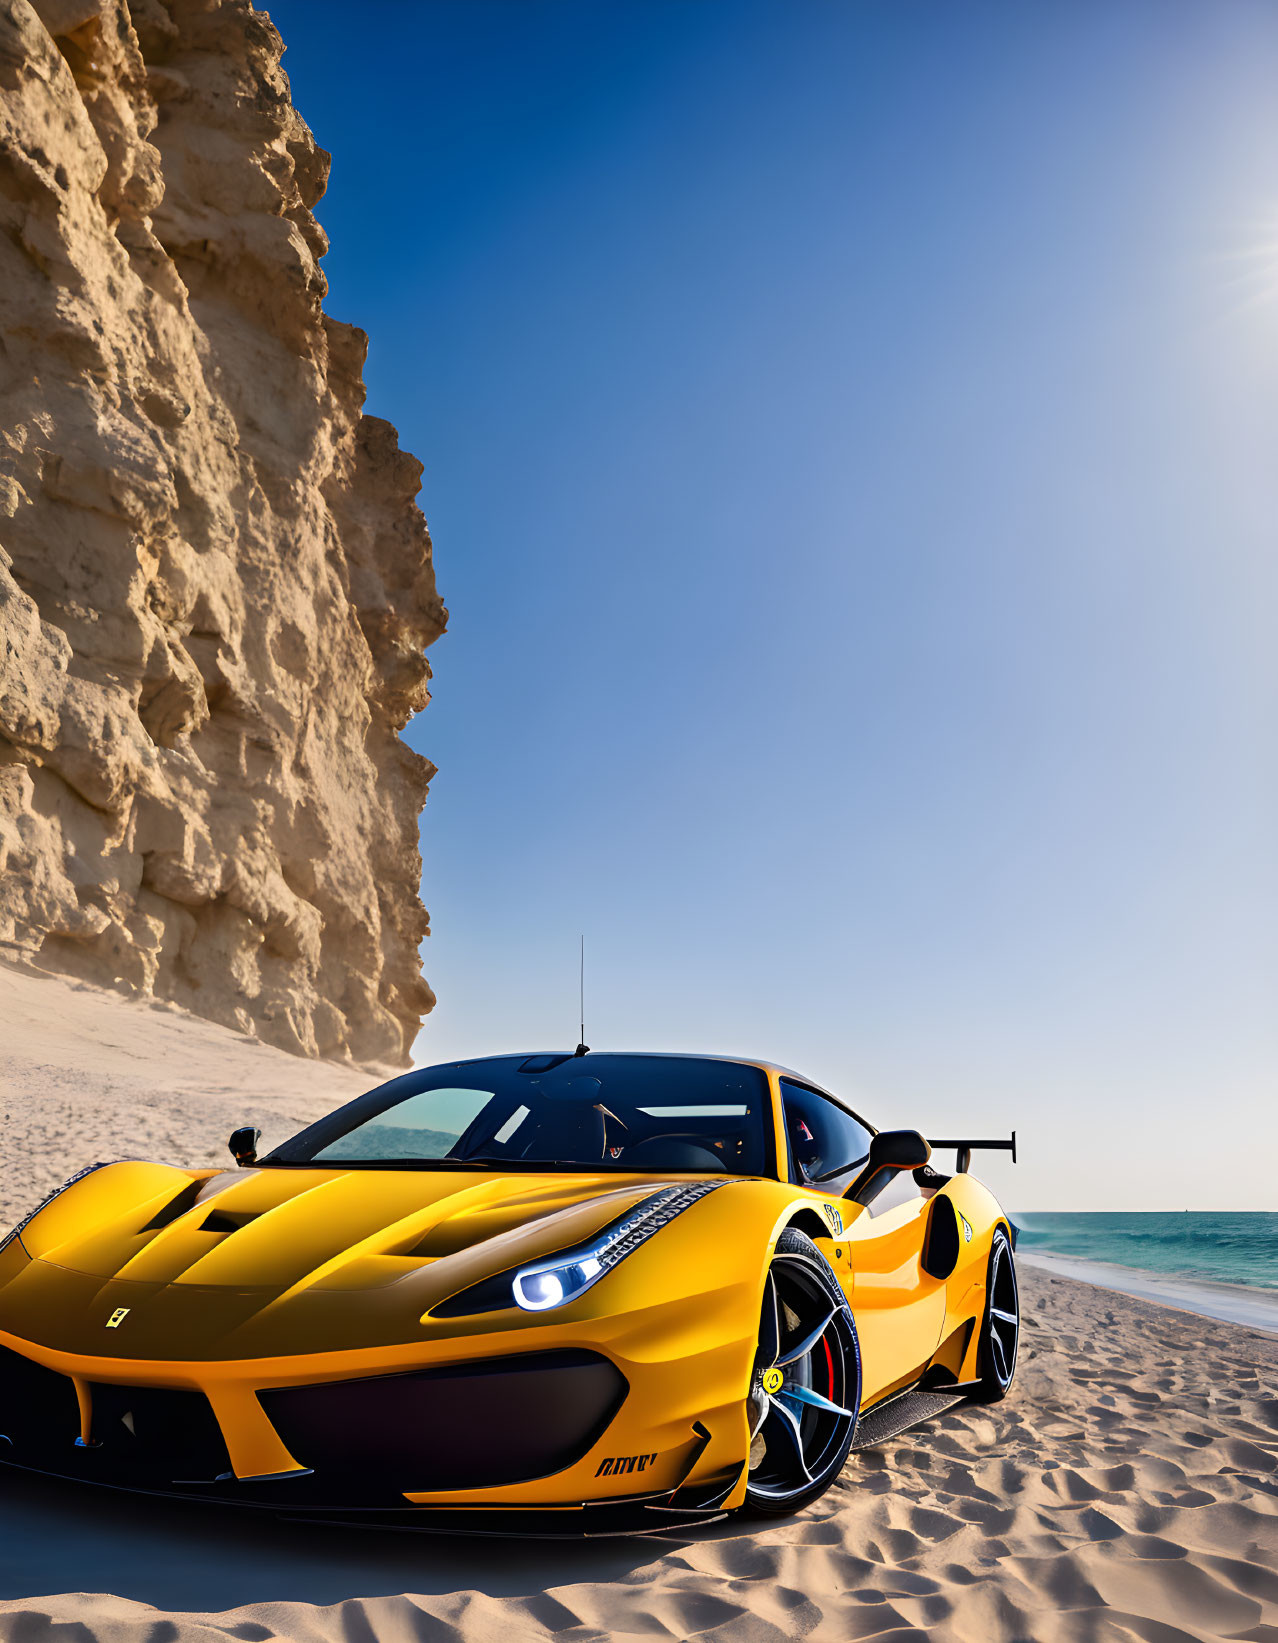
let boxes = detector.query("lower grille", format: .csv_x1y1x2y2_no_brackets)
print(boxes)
259,1347,627,1491
0,1344,80,1454
88,1382,231,1480
0,1346,230,1483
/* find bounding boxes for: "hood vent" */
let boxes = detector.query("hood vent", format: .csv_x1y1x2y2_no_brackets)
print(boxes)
200,1209,261,1234
402,1223,492,1259
141,1181,204,1232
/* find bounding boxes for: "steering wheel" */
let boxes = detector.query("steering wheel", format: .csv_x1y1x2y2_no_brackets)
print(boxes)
615,1132,727,1172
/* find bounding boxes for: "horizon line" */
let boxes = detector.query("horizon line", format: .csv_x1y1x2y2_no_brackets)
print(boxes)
1010,1207,1276,1216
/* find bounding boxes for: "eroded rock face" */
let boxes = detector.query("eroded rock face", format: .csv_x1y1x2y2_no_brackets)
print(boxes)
0,0,446,1063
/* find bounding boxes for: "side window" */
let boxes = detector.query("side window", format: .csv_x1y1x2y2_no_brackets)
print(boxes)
780,1081,873,1192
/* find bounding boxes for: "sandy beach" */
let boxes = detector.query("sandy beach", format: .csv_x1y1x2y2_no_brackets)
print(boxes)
1020,1250,1278,1337
2,964,1275,1642
0,957,377,1227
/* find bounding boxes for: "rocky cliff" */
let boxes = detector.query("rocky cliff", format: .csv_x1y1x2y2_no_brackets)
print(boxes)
0,0,446,1063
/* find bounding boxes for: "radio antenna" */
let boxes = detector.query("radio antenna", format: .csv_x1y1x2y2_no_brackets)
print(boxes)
574,934,589,1055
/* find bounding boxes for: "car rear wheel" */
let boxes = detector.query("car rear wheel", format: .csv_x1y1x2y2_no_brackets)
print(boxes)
971,1227,1019,1403
744,1228,860,1515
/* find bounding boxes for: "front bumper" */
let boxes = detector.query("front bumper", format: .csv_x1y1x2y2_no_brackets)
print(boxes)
0,1337,741,1532
0,1275,752,1532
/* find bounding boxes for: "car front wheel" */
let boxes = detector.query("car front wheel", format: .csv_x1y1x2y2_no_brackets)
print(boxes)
744,1228,861,1515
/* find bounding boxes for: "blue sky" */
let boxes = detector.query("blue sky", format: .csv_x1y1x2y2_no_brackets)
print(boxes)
267,0,1278,1210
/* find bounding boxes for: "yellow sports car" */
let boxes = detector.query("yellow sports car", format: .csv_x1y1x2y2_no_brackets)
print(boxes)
0,1051,1018,1531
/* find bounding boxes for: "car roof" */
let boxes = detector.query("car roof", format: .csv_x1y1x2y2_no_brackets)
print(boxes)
417,1049,838,1096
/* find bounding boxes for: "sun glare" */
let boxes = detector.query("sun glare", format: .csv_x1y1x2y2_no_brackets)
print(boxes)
1216,212,1278,321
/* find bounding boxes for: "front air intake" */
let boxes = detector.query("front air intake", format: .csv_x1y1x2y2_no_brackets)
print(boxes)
88,1383,232,1480
258,1348,627,1491
0,1345,80,1454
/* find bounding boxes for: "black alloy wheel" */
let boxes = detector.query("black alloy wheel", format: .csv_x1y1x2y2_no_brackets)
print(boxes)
744,1228,861,1514
972,1226,1019,1403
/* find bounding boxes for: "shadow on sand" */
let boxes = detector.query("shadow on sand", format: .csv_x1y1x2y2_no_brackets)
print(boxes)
0,1469,691,1611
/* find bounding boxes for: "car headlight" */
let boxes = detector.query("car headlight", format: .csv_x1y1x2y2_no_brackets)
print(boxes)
513,1254,603,1311
511,1179,730,1313
0,1161,124,1255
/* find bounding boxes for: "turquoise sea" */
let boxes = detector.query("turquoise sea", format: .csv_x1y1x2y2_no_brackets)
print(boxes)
1014,1211,1278,1293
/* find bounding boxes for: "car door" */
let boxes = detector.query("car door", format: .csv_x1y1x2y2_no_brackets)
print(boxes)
778,1080,947,1405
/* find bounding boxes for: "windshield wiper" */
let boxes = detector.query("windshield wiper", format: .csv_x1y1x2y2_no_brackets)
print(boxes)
456,1155,615,1170
259,1156,497,1170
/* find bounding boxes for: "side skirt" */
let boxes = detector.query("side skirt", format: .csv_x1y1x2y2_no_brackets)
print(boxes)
850,1380,981,1452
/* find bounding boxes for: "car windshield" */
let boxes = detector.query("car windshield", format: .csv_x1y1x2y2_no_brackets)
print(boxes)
265,1053,772,1176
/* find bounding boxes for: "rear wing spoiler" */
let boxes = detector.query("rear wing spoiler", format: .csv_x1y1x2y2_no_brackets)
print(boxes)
928,1132,1016,1174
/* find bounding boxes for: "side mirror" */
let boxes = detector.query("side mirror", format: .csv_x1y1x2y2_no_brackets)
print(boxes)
228,1126,261,1167
843,1129,930,1206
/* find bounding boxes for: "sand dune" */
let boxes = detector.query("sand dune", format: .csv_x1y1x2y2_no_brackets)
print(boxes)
1,964,1275,1641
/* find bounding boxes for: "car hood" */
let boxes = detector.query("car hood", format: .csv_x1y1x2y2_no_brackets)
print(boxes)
0,1161,689,1360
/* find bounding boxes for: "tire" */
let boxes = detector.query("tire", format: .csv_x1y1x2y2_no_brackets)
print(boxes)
971,1226,1019,1403
743,1228,861,1516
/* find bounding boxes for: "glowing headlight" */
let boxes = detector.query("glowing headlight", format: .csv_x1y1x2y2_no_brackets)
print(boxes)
511,1181,728,1313
513,1255,602,1311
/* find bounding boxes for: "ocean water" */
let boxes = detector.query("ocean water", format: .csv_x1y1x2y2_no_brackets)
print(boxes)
1014,1211,1278,1293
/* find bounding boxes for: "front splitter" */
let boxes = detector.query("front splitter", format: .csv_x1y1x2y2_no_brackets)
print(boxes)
0,1450,742,1538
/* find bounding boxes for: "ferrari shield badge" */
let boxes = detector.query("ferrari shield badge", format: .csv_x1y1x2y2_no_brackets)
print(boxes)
105,1307,130,1328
